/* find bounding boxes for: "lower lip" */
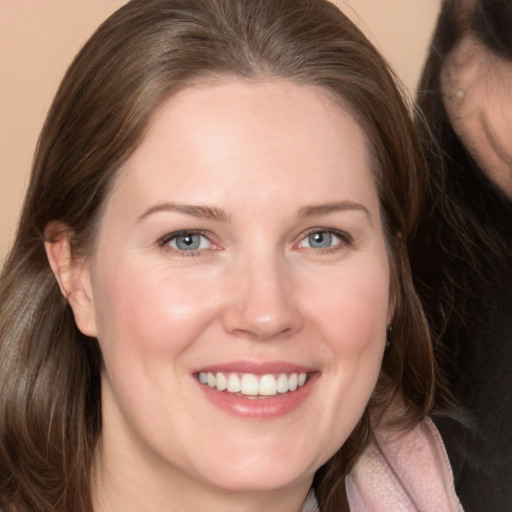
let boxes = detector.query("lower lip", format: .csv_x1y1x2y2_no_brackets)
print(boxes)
196,373,319,419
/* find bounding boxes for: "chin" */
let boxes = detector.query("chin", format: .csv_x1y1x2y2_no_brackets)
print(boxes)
204,465,312,495
191,442,321,494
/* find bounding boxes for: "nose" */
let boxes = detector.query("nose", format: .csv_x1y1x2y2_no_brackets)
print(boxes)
222,254,304,341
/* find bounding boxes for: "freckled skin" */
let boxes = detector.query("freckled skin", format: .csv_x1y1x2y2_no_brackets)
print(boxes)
67,81,392,512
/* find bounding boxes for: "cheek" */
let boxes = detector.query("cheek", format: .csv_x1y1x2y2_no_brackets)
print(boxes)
311,259,390,412
310,262,391,354
90,261,223,364
305,264,390,458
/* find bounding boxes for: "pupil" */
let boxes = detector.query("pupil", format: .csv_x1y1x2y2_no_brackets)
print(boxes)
176,234,200,250
309,232,332,248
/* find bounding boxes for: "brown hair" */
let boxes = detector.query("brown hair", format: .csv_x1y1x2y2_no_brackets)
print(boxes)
0,1,439,510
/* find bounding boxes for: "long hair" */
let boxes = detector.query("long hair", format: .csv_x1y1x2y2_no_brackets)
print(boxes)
0,1,439,510
410,0,512,385
409,1,512,506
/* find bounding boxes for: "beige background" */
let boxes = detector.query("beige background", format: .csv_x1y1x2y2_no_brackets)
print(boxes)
0,0,441,264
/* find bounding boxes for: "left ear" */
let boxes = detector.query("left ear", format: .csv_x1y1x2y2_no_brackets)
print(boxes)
44,221,98,338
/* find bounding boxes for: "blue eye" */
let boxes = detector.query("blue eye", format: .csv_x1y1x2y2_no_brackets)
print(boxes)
308,231,334,248
160,231,212,252
298,230,345,249
174,234,202,250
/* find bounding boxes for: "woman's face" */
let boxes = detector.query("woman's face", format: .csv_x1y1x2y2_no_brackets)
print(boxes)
73,81,392,505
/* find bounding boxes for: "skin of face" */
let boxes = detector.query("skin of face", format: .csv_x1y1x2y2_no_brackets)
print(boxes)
441,34,512,198
53,80,393,511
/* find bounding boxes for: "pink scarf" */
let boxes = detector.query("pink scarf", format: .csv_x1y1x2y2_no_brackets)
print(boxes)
346,418,463,511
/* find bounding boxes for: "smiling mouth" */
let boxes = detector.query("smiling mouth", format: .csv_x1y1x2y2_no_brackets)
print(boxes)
196,371,309,398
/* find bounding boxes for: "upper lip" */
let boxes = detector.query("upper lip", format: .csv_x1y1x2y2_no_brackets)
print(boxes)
192,360,316,375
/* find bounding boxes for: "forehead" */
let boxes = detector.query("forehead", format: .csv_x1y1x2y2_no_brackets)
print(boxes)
107,80,378,216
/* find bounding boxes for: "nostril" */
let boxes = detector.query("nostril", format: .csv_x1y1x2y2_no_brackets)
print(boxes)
475,0,512,59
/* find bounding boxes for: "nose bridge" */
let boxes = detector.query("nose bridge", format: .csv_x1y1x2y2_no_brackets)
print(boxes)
223,247,303,340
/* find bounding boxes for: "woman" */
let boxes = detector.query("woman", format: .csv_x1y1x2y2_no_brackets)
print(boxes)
0,1,460,510
410,0,512,510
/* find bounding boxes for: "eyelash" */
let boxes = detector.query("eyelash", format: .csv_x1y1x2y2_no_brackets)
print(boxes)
157,228,353,257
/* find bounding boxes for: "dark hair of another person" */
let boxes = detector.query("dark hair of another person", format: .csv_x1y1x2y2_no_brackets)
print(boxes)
0,1,443,510
410,0,512,380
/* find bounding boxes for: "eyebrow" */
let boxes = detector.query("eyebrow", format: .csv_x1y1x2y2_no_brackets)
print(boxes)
136,202,229,223
297,201,370,219
137,200,369,223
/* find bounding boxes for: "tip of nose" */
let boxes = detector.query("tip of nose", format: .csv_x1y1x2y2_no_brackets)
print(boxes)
222,270,304,340
234,320,300,341
224,310,303,341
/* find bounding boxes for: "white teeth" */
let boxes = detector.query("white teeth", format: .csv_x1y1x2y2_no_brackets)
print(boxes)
259,374,277,396
288,373,298,391
227,373,241,393
276,373,289,393
216,372,227,391
241,374,259,395
198,371,308,396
